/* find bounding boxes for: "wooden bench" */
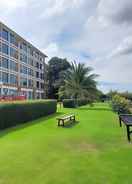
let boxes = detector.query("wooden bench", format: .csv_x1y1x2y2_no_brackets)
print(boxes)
118,114,132,142
57,114,75,126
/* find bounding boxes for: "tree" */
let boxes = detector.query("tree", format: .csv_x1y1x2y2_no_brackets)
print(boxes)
58,61,99,103
47,57,70,99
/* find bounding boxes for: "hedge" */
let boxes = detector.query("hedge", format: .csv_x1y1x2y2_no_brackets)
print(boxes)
63,98,90,108
0,100,57,130
111,95,130,114
63,99,76,108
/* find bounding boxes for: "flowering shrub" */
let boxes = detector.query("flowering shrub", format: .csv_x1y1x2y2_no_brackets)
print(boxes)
111,94,130,113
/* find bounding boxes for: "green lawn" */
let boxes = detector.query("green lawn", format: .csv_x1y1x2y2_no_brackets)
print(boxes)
0,103,131,184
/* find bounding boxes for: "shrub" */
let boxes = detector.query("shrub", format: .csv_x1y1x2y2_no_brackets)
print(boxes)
63,98,90,108
111,95,130,114
63,99,76,108
0,100,57,130
77,99,89,106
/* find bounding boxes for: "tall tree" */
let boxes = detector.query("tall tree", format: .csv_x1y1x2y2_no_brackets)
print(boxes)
47,57,70,99
59,61,99,103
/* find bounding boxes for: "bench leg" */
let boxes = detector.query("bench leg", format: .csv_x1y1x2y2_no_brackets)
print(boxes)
73,115,75,121
62,120,64,126
119,117,122,127
58,120,60,126
126,125,131,142
71,116,75,121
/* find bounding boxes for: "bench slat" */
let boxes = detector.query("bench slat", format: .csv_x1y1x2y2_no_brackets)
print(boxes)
57,114,75,120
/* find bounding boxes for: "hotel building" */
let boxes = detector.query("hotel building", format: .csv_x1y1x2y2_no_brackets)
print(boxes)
0,22,47,99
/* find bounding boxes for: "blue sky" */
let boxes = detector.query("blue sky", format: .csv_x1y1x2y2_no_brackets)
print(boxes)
0,0,132,93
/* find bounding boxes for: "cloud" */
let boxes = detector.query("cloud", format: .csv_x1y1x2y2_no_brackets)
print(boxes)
0,0,132,92
98,0,132,25
110,36,132,57
43,43,60,58
0,0,27,14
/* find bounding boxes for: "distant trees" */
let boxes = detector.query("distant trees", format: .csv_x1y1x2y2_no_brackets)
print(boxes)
47,57,70,99
107,90,132,101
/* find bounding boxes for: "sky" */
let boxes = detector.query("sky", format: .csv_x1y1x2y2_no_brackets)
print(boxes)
0,0,132,93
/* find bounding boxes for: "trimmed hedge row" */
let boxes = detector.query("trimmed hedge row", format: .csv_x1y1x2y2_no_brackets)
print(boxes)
63,99,90,108
0,100,57,130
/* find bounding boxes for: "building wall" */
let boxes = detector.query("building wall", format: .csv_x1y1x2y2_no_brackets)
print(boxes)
0,22,47,99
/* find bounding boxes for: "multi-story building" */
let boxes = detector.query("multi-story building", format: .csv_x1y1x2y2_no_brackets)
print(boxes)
0,21,47,99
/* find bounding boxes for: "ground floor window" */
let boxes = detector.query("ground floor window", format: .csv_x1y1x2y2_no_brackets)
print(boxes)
3,88,8,95
28,91,33,99
9,89,17,96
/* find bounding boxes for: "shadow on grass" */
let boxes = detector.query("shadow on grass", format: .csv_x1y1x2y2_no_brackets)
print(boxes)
0,112,63,138
61,120,79,128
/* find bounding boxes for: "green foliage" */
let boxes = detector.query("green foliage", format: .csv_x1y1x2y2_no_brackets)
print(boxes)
111,94,130,113
47,57,70,99
59,61,98,103
107,90,132,101
63,99,76,108
63,98,90,108
76,98,90,106
0,100,57,129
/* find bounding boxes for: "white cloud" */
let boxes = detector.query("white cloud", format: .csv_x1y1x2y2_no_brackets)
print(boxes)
40,0,86,19
0,0,27,13
110,36,132,57
0,0,132,92
43,43,60,58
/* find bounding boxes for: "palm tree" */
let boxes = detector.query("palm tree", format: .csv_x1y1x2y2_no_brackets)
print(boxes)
58,61,99,104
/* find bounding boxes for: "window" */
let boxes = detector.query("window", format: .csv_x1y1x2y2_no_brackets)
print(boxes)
40,63,43,70
3,88,8,95
9,89,17,95
28,58,34,66
20,65,28,75
28,91,33,99
2,43,9,55
36,81,39,88
40,73,44,80
0,71,2,82
10,60,17,72
36,62,39,69
29,49,34,56
40,83,44,89
10,33,18,47
35,52,39,59
20,77,27,87
28,79,33,88
0,42,1,53
2,29,8,41
20,53,27,63
2,72,8,84
10,74,17,85
36,71,39,78
0,30,2,38
2,57,9,69
20,42,27,53
28,68,34,76
10,47,18,59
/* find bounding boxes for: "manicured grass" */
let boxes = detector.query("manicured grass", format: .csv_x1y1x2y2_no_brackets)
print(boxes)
0,103,131,184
